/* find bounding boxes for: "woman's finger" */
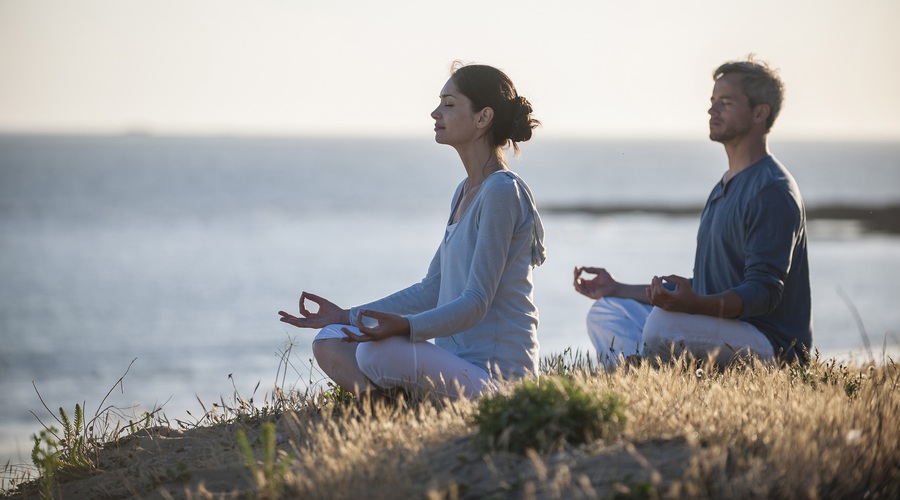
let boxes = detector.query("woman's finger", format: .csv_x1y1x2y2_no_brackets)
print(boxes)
299,292,316,316
341,327,373,343
356,310,383,330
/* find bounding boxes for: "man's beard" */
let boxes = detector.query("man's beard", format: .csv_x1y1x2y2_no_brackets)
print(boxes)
709,120,751,143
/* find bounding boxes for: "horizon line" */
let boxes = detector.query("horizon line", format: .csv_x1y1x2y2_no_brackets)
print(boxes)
1,129,899,144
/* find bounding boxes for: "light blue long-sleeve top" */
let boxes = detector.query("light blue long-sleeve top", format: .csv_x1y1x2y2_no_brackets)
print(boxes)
349,170,546,379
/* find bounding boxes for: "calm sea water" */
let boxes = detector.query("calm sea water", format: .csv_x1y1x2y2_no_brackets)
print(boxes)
1,135,899,468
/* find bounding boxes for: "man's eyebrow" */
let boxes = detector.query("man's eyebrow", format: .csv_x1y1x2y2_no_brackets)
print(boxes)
439,93,456,98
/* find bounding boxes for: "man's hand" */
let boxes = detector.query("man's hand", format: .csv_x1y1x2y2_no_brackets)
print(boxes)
573,266,619,299
646,275,696,312
647,275,742,318
575,266,652,304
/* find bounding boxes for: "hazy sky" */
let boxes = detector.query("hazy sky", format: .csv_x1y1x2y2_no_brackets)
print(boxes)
2,0,899,140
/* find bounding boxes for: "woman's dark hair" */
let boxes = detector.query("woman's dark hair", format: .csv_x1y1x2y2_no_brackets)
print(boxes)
451,62,540,154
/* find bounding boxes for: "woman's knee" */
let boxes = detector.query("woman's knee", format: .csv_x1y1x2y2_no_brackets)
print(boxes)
355,337,408,388
312,338,346,368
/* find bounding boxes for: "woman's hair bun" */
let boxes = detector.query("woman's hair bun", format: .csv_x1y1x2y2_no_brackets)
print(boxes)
509,95,539,143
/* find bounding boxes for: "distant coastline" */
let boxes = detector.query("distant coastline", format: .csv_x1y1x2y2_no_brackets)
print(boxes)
543,203,900,235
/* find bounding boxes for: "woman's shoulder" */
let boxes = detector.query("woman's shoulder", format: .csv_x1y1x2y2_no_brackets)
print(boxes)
478,171,520,200
483,170,530,193
476,171,539,217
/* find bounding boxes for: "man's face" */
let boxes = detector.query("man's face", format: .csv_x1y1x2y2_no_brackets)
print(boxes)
708,73,754,144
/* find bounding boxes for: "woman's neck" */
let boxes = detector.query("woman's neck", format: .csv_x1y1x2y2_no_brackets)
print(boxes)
456,143,506,187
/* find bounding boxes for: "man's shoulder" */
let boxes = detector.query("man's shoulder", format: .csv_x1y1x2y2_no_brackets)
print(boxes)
741,155,799,193
738,157,805,219
753,154,788,177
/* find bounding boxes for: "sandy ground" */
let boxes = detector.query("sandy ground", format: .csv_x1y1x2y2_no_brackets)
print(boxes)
3,414,705,499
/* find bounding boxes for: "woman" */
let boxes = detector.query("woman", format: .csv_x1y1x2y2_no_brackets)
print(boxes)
278,62,545,400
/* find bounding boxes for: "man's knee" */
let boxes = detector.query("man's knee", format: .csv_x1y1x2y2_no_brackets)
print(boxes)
586,298,649,368
587,296,629,317
640,308,685,360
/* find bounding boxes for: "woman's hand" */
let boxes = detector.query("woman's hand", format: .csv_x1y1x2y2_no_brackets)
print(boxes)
278,291,349,329
341,309,410,343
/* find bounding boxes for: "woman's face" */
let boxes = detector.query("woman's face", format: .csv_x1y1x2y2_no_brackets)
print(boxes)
431,78,482,147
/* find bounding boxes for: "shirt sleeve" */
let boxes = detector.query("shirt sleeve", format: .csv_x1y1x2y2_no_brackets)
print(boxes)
347,181,470,326
733,184,804,318
349,247,442,326
407,180,523,341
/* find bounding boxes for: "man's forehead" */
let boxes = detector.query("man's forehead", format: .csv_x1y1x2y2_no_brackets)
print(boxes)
712,74,746,97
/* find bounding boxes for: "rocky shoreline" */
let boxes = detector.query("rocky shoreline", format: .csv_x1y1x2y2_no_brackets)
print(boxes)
542,202,900,235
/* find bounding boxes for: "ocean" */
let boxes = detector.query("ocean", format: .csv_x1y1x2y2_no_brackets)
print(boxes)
1,135,899,469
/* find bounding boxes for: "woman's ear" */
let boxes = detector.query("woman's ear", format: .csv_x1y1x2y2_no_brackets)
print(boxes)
475,107,494,129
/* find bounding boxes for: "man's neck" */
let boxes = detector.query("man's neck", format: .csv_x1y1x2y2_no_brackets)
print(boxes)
722,135,769,182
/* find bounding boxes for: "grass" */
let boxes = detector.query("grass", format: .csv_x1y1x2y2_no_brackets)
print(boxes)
473,376,626,454
2,343,898,499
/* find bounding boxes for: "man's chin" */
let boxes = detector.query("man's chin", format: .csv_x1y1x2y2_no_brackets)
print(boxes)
709,130,732,143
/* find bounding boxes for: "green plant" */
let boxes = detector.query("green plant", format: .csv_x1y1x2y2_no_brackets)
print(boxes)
30,427,59,499
164,462,192,483
30,404,98,482
472,376,626,454
318,383,356,407
606,474,658,499
128,411,154,435
21,358,165,496
236,422,292,498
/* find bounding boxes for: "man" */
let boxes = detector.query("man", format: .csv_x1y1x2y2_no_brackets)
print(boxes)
574,57,812,369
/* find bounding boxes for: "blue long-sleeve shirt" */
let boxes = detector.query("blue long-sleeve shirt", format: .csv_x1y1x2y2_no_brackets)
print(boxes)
350,171,545,379
694,155,812,361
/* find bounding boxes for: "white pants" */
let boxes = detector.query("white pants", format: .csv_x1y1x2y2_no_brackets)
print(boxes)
314,325,493,399
586,297,648,369
587,297,775,369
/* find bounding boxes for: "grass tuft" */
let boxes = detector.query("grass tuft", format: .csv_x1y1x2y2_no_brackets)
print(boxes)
472,375,626,454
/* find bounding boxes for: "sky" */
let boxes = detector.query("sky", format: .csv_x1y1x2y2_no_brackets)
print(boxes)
1,0,899,140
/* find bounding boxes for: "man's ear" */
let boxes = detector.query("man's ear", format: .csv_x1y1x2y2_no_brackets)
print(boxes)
753,103,771,125
475,107,494,129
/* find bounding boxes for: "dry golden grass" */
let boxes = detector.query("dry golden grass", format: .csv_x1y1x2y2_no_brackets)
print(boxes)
3,352,898,499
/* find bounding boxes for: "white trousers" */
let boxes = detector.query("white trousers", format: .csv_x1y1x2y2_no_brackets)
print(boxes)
314,325,493,399
586,296,648,368
587,297,775,369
